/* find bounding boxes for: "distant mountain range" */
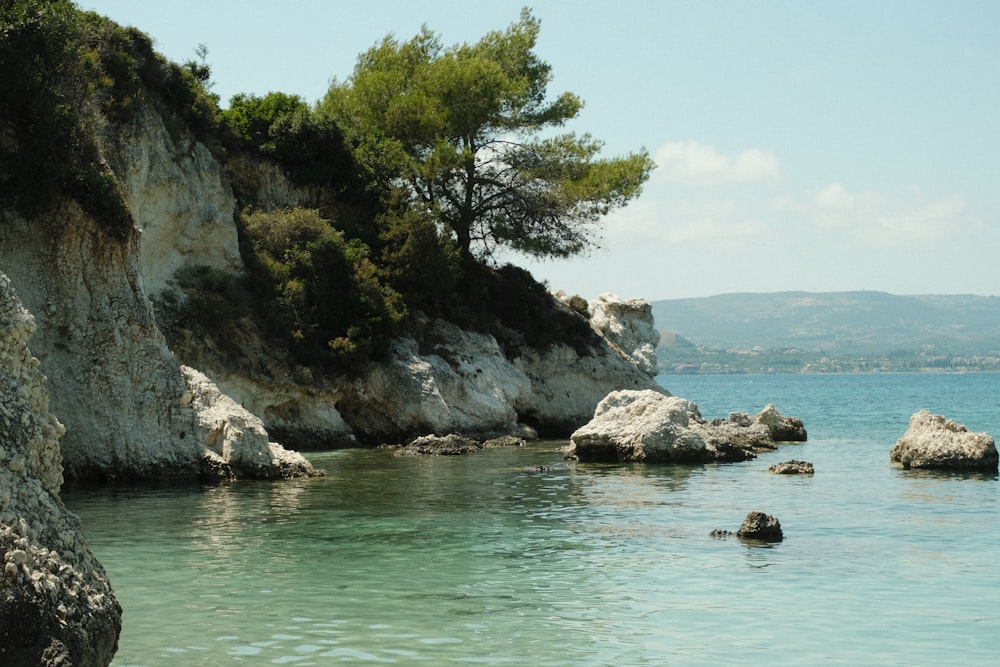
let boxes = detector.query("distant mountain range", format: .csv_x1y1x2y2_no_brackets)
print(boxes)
651,292,1000,373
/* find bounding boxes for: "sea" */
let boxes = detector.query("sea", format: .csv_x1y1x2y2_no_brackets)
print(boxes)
62,372,1000,666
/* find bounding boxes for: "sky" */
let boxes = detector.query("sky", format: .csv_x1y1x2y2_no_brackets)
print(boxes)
78,0,1000,301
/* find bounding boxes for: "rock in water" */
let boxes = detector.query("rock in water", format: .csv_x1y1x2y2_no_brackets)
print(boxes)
567,389,808,464
755,404,807,441
890,410,998,472
0,273,121,666
736,512,784,542
395,434,484,456
768,460,815,475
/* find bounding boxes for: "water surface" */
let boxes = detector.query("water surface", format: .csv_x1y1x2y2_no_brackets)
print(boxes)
65,373,1000,665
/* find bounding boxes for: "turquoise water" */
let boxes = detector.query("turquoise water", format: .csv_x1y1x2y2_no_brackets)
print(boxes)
63,373,1000,665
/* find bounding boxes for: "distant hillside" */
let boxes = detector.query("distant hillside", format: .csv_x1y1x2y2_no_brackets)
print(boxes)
652,291,1000,353
652,292,1000,373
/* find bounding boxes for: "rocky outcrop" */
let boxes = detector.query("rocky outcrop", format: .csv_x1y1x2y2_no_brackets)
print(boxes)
0,273,121,666
394,433,527,457
736,512,784,542
179,367,319,480
585,293,660,376
395,434,483,456
512,295,664,436
890,410,998,473
567,390,806,464
755,403,807,441
335,299,663,444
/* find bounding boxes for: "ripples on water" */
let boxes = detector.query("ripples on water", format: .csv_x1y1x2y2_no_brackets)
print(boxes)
63,373,1000,665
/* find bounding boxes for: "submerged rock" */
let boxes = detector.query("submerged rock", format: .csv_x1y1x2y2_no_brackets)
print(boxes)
890,410,998,473
0,273,121,666
736,511,784,542
395,434,484,456
566,389,807,464
768,460,815,475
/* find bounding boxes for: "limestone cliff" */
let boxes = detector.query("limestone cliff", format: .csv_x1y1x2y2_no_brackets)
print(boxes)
0,104,317,481
0,273,121,666
1,90,660,474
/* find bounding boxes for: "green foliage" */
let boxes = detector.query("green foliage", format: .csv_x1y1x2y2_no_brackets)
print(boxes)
242,207,405,368
0,0,132,234
224,92,308,149
222,92,356,188
480,263,598,354
375,192,464,319
321,8,654,260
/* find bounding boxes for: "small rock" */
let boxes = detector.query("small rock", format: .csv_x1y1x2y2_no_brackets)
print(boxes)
710,529,733,538
483,435,526,448
736,511,784,542
768,460,814,475
395,434,483,456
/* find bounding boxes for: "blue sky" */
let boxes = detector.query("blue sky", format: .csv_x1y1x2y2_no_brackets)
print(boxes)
79,1,999,300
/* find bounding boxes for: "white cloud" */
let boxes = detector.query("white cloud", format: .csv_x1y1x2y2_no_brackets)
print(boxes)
776,182,968,245
655,141,781,186
602,195,772,247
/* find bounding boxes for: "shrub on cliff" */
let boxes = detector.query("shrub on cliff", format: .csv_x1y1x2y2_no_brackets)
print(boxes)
0,0,132,234
242,207,405,369
0,3,223,233
222,92,356,189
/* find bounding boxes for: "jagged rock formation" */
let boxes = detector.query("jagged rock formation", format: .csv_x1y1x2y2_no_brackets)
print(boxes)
567,389,806,464
0,273,121,666
342,317,533,443
585,293,660,376
182,293,663,448
890,410,998,472
755,403,808,441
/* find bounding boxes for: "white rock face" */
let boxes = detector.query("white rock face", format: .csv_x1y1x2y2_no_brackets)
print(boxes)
585,293,660,376
0,273,121,665
343,319,532,440
567,390,713,463
567,389,799,464
890,410,998,472
505,292,664,434
178,367,316,478
212,373,357,449
114,104,243,297
334,295,666,443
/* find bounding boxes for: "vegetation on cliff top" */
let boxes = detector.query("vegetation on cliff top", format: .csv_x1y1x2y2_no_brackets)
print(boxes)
2,3,642,373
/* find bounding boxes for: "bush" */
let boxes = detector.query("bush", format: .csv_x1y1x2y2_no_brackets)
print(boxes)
482,264,598,355
0,2,132,234
222,93,355,188
243,207,405,369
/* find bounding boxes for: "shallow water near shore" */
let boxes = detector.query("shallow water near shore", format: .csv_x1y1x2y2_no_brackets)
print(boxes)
64,373,1000,665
